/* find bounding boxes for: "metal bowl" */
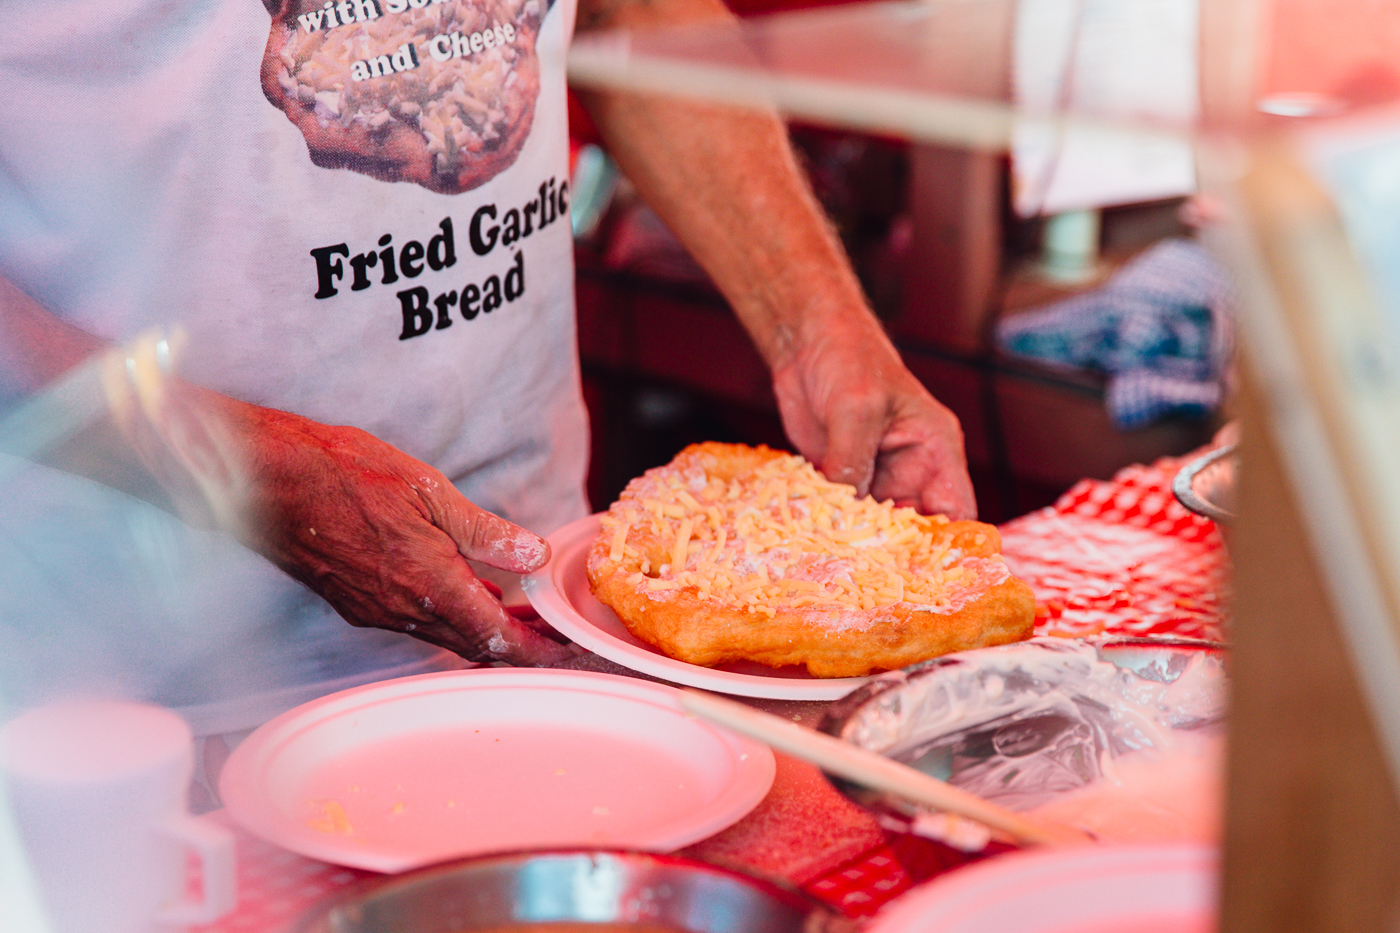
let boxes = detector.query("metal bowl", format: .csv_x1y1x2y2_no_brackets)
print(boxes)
295,850,847,933
818,637,1227,836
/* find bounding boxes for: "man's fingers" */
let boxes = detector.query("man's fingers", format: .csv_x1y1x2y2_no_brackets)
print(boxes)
819,395,885,496
392,468,561,662
920,471,978,521
428,492,550,574
872,452,955,516
771,362,828,464
863,393,977,519
870,437,978,521
506,602,542,623
419,571,576,666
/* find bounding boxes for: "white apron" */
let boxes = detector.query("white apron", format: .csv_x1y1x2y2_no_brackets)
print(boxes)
0,0,589,725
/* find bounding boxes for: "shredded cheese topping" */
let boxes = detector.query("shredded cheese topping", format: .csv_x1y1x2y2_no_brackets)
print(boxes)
598,448,1002,618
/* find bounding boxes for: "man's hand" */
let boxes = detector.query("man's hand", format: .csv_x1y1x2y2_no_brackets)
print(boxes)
104,361,575,667
771,312,977,520
242,407,575,665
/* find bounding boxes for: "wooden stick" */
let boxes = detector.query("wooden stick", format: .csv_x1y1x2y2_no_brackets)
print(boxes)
678,688,1093,847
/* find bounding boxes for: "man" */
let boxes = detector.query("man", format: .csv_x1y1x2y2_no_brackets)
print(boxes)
0,0,973,693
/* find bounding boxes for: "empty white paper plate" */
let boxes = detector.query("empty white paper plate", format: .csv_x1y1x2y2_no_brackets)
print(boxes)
219,668,775,872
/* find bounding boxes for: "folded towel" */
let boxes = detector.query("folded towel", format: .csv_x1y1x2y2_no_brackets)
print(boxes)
996,238,1233,429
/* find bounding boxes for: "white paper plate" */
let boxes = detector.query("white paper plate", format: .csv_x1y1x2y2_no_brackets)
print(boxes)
523,514,873,700
218,668,775,873
867,843,1218,933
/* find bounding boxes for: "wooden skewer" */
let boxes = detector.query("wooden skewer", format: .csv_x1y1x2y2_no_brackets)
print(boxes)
678,688,1094,848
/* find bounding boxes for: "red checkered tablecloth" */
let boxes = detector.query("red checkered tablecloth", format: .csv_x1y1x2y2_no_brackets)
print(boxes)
1004,457,1228,643
193,456,1230,928
797,454,1231,918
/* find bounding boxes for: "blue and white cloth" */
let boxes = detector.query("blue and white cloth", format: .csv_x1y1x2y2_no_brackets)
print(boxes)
996,238,1234,429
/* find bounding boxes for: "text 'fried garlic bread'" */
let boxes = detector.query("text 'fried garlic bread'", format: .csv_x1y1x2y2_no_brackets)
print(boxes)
586,443,1035,678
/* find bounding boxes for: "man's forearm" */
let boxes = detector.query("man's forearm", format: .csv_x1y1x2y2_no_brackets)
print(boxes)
0,277,107,396
573,0,891,371
0,277,186,508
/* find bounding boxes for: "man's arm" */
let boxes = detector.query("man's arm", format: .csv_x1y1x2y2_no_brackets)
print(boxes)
0,278,106,390
0,277,184,508
0,279,574,666
574,0,978,517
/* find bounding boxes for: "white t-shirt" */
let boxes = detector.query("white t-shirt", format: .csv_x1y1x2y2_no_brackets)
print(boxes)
0,0,589,724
